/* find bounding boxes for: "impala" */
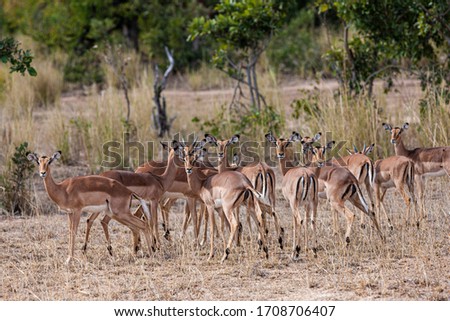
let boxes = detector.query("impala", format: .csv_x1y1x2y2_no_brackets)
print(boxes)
383,122,450,220
347,145,417,228
302,140,384,244
27,151,154,264
302,135,376,220
180,141,268,263
265,132,318,259
136,144,217,244
204,134,283,249
82,141,181,255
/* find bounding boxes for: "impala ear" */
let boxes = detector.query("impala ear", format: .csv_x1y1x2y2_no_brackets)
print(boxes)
265,131,276,144
364,143,375,155
229,134,240,144
289,131,301,142
326,141,335,150
382,123,392,131
313,132,322,142
204,134,218,145
194,139,207,151
402,122,409,130
27,152,39,164
171,140,181,151
160,142,169,150
48,151,61,164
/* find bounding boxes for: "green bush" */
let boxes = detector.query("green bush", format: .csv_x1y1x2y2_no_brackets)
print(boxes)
0,142,36,215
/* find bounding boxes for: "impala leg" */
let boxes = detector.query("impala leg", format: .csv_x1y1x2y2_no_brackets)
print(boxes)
272,209,283,250
150,200,160,249
66,210,82,265
83,211,101,254
221,208,239,263
161,198,175,239
397,184,412,227
309,201,318,257
100,215,113,255
291,215,298,259
115,213,153,257
200,203,208,246
206,206,215,261
181,200,191,238
234,208,242,247
186,198,199,246
415,175,425,224
331,203,354,245
250,196,268,259
351,196,384,241
377,187,392,230
218,208,228,249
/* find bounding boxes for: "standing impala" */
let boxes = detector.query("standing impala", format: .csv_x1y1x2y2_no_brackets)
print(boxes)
383,122,450,220
302,140,384,244
27,151,154,264
204,134,283,249
347,145,417,228
180,141,268,263
265,132,318,260
302,134,376,221
82,141,181,254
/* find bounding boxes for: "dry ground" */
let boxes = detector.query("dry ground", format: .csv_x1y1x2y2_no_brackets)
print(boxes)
1,79,449,301
1,172,449,300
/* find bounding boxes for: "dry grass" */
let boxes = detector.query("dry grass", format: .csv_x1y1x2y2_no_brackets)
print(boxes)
1,172,449,300
0,45,449,300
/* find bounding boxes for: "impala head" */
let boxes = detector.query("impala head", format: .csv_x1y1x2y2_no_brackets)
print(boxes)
309,141,335,167
179,140,206,174
383,122,409,145
204,133,239,159
300,132,322,159
265,131,301,159
27,151,62,178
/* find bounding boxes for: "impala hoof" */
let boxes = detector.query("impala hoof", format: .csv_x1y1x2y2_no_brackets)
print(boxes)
107,245,113,256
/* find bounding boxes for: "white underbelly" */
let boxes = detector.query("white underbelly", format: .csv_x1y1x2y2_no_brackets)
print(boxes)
81,204,109,213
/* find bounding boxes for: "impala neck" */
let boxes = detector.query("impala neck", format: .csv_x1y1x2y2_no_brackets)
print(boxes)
217,156,228,173
394,138,411,157
278,157,290,176
159,150,178,191
43,166,66,205
186,167,207,196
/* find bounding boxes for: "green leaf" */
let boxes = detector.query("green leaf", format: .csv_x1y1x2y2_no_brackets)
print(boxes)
27,67,37,77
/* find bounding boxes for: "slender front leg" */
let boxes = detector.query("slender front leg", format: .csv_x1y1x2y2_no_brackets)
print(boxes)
66,210,82,265
206,206,215,261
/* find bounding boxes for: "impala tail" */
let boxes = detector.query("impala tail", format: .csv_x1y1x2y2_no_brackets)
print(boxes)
132,194,151,222
355,184,369,213
367,161,375,187
405,161,415,188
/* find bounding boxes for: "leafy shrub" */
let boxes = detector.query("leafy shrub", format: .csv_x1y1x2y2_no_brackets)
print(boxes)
0,142,36,215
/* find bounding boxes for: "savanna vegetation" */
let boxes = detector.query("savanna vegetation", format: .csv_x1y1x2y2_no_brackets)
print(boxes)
0,0,449,301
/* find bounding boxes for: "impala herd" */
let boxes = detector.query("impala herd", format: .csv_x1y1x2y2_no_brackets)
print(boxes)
27,122,450,264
